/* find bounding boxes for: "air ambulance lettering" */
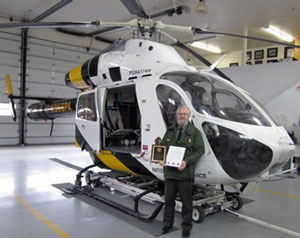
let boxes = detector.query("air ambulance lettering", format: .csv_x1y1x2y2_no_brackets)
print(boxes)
129,68,151,76
195,173,207,179
51,102,73,113
152,167,163,173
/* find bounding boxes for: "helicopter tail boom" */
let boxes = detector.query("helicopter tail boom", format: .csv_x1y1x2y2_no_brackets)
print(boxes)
27,99,77,121
4,74,77,121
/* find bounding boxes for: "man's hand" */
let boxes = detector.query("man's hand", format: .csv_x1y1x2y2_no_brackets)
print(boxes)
178,160,186,171
159,161,166,167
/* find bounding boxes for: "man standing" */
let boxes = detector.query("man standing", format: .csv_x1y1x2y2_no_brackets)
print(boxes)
159,105,204,238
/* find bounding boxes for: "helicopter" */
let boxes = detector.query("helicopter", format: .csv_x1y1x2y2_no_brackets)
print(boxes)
2,0,299,222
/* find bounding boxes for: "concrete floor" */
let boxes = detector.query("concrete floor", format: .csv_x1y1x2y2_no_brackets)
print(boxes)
0,144,300,238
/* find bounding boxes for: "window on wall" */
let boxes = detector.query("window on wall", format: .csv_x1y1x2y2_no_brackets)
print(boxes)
77,93,97,121
0,103,14,117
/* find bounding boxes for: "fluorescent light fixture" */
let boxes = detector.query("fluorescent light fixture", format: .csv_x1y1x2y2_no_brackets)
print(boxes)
191,42,221,53
264,25,294,42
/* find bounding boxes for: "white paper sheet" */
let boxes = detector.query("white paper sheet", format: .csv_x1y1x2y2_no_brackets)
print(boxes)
166,146,186,167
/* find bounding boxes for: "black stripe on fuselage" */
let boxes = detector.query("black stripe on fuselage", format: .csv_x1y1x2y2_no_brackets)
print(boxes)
81,60,96,88
114,152,153,177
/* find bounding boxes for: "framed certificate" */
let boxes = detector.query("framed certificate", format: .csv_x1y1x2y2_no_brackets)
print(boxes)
151,145,167,163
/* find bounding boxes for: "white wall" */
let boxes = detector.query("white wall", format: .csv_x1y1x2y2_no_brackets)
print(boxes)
206,45,285,68
183,44,287,68
222,61,300,140
0,31,21,145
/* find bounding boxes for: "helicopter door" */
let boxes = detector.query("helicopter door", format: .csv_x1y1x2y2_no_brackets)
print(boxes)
75,89,100,151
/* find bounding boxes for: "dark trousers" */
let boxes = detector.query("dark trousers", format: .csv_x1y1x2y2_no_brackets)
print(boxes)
163,179,193,232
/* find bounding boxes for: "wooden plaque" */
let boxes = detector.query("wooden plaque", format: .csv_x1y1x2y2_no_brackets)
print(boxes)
151,144,167,163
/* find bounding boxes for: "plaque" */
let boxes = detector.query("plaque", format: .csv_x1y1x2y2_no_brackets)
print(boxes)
151,144,167,163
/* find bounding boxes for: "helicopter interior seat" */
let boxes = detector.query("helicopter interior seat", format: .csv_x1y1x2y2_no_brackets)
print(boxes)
104,106,134,147
158,89,182,126
198,92,215,116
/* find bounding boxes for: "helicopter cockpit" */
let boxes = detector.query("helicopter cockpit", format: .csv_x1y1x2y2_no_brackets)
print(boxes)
159,71,272,127
157,71,275,180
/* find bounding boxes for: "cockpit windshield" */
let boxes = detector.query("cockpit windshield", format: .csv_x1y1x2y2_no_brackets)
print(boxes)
159,71,271,127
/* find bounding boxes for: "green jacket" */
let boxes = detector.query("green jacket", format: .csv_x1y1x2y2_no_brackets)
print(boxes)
161,122,204,180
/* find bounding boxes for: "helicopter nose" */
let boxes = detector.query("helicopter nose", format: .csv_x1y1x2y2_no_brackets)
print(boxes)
203,122,273,180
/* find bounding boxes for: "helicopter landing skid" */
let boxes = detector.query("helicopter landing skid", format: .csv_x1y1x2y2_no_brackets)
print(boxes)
79,167,238,224
73,168,164,222
50,158,164,222
82,171,239,224
51,158,240,223
63,182,164,222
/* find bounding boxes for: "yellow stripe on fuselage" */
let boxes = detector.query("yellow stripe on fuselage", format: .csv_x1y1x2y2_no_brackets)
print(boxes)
68,64,88,89
95,150,136,175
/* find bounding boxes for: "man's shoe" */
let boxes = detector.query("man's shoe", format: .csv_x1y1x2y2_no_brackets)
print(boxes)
161,225,172,234
182,230,190,238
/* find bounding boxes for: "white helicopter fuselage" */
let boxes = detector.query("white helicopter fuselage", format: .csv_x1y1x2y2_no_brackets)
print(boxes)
73,39,295,185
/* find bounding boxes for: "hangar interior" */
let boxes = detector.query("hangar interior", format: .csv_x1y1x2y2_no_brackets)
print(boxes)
0,0,300,238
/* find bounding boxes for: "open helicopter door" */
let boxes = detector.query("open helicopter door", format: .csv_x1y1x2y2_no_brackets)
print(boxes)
75,89,101,151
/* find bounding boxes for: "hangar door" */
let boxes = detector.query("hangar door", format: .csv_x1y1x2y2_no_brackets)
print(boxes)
0,32,21,145
0,31,98,145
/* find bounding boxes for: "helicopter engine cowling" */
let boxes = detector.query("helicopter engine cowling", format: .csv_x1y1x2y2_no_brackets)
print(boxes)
65,55,99,90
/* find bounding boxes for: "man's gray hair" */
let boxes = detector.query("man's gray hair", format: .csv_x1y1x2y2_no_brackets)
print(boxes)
176,105,191,116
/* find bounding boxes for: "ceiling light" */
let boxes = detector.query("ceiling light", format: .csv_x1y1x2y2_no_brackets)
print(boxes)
191,42,221,53
195,0,208,14
264,25,294,42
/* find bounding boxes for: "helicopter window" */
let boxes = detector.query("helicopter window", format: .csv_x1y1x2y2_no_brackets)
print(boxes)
77,93,97,121
156,85,186,127
160,71,271,126
160,71,215,117
203,122,272,180
213,88,271,126
109,67,122,82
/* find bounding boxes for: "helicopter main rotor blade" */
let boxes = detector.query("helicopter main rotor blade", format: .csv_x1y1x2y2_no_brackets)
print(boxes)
85,5,186,36
150,5,186,19
0,19,139,30
157,22,300,49
0,21,101,29
182,36,216,44
120,0,148,18
193,27,300,49
86,26,126,36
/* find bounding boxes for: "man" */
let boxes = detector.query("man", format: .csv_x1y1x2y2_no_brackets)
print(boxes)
159,105,204,238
